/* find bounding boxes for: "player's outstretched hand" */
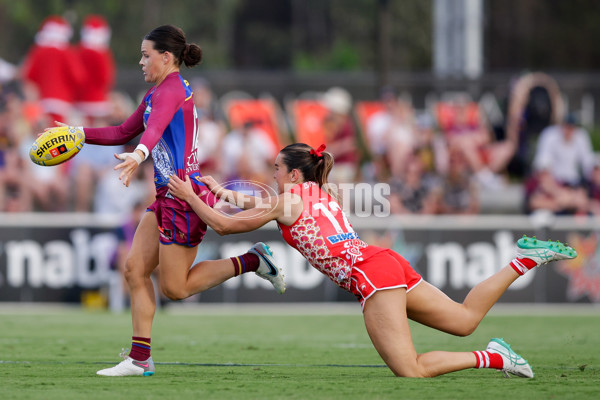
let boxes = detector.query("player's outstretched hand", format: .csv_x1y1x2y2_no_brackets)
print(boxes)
43,121,68,131
41,121,68,136
114,152,141,187
168,174,195,203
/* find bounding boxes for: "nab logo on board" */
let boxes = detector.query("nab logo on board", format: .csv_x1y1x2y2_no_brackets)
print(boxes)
0,230,117,289
425,231,535,291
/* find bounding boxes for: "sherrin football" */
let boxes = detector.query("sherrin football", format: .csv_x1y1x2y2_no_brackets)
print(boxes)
29,126,85,166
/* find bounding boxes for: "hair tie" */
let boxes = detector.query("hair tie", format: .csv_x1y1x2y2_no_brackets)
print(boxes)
310,144,326,158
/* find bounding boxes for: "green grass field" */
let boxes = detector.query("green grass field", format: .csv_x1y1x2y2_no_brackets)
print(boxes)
1,306,599,400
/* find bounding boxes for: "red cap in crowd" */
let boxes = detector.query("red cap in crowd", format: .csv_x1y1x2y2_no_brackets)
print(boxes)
35,15,72,47
81,15,111,48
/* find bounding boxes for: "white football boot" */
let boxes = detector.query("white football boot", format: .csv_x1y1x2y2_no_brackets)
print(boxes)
97,349,155,376
486,338,534,378
249,242,286,294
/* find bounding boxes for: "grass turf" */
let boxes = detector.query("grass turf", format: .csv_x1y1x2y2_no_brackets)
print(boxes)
0,307,599,399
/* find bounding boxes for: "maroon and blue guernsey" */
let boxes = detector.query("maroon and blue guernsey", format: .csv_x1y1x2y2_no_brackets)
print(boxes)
84,72,214,210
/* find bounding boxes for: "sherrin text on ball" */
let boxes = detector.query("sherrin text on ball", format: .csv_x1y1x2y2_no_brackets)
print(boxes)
29,125,85,166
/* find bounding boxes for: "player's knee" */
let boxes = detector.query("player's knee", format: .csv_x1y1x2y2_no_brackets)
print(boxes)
160,285,188,301
458,324,478,337
387,357,430,378
451,318,479,337
391,366,429,378
123,259,145,285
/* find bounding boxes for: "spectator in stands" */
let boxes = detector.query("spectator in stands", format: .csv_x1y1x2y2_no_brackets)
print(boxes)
532,113,596,188
438,149,480,214
321,87,359,184
366,86,416,177
0,137,33,212
1,84,39,151
389,151,440,215
75,15,116,126
437,97,510,190
21,15,84,124
222,119,276,184
414,111,447,176
525,166,588,215
0,83,69,212
505,72,563,178
0,87,30,212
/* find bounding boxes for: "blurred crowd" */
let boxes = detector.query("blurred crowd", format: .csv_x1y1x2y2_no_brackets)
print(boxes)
1,16,599,218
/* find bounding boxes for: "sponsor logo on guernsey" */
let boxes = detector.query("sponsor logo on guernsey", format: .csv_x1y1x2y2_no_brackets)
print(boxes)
326,231,360,244
36,134,76,158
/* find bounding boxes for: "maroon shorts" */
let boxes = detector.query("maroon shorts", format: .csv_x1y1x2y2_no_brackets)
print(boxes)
147,199,208,247
349,249,422,309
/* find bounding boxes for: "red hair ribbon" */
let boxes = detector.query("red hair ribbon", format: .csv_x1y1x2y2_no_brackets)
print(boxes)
310,144,326,158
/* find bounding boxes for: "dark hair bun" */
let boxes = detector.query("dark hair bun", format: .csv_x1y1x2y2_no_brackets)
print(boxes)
182,43,202,67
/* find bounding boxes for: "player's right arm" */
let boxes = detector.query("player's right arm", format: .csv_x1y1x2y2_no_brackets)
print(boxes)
83,102,146,146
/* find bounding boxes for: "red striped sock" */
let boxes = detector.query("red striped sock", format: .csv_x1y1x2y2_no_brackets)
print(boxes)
129,336,151,361
230,253,259,276
473,350,503,369
510,257,538,275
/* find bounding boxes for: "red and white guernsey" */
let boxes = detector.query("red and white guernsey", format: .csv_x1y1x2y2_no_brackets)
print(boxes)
278,182,384,290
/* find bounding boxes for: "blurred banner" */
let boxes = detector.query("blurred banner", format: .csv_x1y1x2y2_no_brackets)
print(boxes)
0,214,599,305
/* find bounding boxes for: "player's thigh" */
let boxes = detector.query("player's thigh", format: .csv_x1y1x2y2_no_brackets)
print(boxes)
363,288,422,377
157,242,199,288
126,211,160,277
406,280,469,335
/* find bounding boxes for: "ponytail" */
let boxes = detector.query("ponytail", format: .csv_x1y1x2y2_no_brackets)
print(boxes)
279,143,337,199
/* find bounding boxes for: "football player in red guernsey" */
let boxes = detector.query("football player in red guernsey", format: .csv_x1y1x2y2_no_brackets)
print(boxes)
168,142,577,379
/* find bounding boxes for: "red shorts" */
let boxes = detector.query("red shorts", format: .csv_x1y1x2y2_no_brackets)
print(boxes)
349,249,422,309
147,198,208,247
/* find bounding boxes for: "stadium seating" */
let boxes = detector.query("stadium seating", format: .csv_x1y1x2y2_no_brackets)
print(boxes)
286,99,329,148
220,92,288,149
